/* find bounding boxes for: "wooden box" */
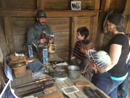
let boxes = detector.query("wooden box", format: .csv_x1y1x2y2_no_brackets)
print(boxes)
12,63,27,78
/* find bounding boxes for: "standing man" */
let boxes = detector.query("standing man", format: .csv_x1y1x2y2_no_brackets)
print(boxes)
27,10,55,47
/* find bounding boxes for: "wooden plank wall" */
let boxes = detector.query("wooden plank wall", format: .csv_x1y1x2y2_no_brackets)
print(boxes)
11,17,70,61
11,17,93,62
125,0,130,34
0,0,99,63
109,0,126,11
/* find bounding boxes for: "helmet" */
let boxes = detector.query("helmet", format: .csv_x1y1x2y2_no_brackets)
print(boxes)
88,49,111,69
36,10,47,18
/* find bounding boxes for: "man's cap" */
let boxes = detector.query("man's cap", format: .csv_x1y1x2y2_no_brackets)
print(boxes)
36,10,47,18
107,13,125,32
88,50,111,69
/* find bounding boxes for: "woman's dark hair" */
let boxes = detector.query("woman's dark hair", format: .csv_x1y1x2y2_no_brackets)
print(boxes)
77,27,89,39
107,13,125,32
107,13,124,26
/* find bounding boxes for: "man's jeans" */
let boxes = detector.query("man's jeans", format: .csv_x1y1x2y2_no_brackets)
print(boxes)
108,79,124,98
119,75,129,98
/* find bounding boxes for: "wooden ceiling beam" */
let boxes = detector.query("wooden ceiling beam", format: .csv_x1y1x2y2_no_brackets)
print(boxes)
0,9,99,17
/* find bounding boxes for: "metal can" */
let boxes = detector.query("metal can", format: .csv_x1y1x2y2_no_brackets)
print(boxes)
28,44,33,58
43,48,48,65
68,65,81,79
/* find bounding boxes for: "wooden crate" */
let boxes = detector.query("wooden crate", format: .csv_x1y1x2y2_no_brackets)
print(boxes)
13,65,27,78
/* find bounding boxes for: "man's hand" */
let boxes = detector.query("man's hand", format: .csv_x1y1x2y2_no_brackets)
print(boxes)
39,38,47,43
49,39,53,44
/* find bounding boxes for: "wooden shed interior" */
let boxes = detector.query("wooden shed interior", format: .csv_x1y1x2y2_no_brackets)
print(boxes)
0,0,130,97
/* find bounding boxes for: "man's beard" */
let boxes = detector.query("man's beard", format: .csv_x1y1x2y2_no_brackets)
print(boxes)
39,22,45,26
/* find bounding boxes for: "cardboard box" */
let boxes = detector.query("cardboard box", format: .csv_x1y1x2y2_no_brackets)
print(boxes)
12,63,27,78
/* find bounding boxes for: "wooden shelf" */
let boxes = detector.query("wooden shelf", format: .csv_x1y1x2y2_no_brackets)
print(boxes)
0,9,100,17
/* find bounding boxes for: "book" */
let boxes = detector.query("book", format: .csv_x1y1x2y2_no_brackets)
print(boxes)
42,31,54,40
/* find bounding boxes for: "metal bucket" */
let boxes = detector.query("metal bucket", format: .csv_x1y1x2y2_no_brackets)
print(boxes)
68,65,80,79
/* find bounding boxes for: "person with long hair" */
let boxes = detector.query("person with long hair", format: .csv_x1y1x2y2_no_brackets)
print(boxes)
104,13,129,98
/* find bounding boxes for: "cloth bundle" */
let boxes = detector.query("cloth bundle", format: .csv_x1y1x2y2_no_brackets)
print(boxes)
7,53,27,67
28,60,45,73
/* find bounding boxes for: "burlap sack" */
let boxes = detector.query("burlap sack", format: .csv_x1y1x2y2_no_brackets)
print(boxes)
9,55,25,60
8,54,28,67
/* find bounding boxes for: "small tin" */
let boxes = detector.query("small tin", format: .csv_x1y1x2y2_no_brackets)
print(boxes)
28,44,33,58
43,48,48,65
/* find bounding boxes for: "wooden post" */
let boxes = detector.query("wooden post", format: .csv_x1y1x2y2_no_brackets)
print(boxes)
104,0,111,11
69,17,77,64
125,0,130,15
90,0,100,44
0,25,8,92
95,0,111,50
90,16,94,40
37,0,44,10
124,0,130,34
3,17,15,53
1,0,15,53
91,14,99,42
71,17,77,52
0,25,9,55
126,19,130,33
94,0,100,10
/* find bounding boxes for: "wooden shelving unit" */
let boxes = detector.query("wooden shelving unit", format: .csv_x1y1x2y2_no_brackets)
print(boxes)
0,9,100,17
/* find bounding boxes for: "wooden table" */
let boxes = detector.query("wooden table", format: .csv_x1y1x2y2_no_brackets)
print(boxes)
11,55,110,98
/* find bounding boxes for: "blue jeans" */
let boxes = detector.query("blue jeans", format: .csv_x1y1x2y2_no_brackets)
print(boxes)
119,74,129,98
108,79,124,98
